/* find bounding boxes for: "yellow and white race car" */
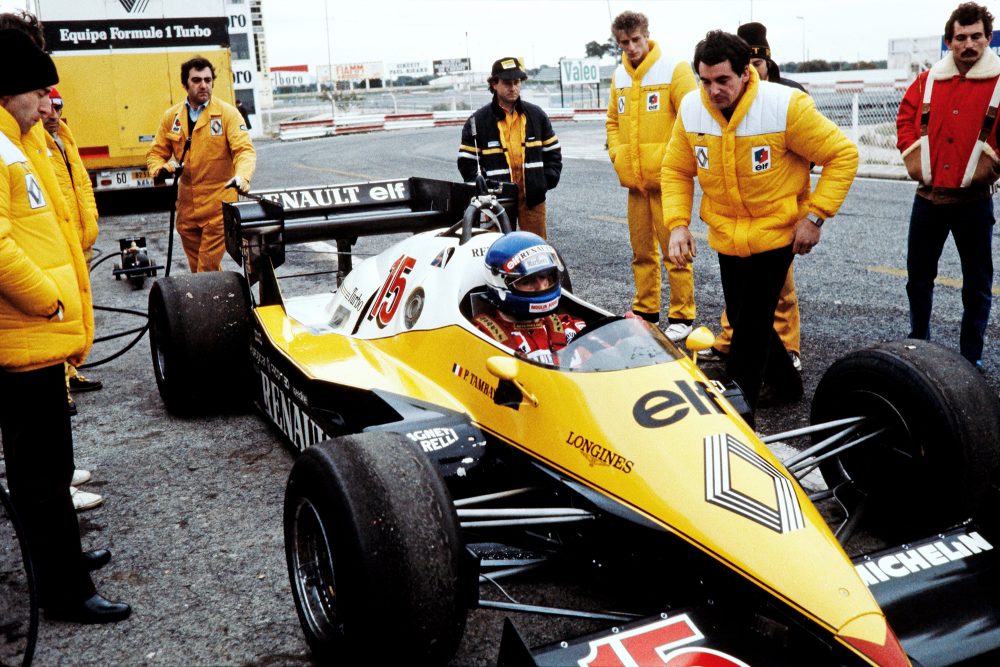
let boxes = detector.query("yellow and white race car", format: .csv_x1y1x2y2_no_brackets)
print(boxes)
148,177,1000,667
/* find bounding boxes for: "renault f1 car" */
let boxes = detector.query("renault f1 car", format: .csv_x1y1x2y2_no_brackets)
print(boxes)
147,177,1000,666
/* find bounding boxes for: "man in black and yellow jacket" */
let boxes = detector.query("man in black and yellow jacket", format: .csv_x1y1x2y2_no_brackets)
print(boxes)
662,31,857,412
458,57,562,238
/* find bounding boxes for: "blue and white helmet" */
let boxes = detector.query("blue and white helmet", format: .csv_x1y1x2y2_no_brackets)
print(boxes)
483,232,563,318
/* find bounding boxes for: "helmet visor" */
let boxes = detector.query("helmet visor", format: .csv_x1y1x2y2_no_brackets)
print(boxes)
508,267,559,295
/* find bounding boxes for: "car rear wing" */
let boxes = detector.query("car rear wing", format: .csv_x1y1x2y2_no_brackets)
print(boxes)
222,176,517,289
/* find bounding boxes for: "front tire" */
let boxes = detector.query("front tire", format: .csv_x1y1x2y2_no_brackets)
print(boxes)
283,432,467,665
147,272,251,415
811,339,1000,537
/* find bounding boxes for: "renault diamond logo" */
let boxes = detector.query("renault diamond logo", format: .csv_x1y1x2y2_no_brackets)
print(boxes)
694,145,709,170
118,0,151,13
704,432,804,533
25,174,46,209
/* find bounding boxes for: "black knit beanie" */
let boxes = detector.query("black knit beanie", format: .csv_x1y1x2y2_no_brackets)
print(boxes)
737,22,771,59
0,29,58,96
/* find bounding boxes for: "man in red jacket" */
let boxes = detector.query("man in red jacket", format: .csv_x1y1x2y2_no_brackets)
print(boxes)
897,2,998,370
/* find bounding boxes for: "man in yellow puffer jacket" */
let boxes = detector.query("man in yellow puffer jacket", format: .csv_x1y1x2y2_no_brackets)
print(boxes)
606,11,697,342
0,29,130,622
148,56,256,272
662,31,857,413
43,87,105,412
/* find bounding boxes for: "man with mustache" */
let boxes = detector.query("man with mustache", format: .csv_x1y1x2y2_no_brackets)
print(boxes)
897,2,999,371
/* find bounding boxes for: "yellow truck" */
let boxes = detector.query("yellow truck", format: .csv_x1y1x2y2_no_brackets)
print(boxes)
35,0,240,194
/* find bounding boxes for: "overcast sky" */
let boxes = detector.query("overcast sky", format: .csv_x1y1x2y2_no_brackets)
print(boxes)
260,0,963,71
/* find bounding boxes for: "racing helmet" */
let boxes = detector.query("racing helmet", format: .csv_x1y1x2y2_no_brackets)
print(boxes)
483,232,563,318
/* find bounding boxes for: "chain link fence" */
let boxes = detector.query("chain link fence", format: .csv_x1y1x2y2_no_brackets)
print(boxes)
805,81,910,170
269,78,915,175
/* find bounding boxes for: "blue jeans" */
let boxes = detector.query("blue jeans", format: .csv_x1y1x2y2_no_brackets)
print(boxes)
906,195,995,364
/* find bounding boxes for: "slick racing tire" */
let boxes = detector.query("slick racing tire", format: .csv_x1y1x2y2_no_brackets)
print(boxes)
148,271,252,415
283,433,468,665
811,339,1000,537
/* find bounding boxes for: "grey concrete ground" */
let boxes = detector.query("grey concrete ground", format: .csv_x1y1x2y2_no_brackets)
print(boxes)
14,123,1000,666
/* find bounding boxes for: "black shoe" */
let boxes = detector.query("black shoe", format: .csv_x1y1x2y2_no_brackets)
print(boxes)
758,378,804,408
69,373,103,392
82,549,112,572
45,593,131,624
68,396,77,416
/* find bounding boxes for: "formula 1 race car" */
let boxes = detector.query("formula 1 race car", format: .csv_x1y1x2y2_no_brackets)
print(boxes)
147,176,1000,666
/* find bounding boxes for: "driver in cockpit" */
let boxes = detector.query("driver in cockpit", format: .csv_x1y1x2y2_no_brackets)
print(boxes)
473,232,587,365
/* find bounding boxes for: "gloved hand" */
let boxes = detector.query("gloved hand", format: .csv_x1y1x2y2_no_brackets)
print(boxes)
154,159,181,183
225,175,250,194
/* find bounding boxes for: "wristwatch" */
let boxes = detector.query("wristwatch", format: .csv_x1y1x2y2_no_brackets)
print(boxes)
806,212,825,228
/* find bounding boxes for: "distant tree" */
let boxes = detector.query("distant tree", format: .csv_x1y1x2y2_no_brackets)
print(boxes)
780,59,888,74
585,37,618,58
798,59,832,73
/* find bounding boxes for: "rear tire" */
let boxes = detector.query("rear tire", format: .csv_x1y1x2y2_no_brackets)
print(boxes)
148,272,252,415
811,339,1000,537
283,433,468,665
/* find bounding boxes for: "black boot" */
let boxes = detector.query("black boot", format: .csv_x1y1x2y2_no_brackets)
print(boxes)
82,549,112,572
44,594,131,624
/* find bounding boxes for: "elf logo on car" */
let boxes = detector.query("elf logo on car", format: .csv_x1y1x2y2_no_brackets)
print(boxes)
579,614,750,667
259,180,409,211
633,380,723,428
258,371,328,452
368,255,416,328
855,531,993,587
406,427,459,452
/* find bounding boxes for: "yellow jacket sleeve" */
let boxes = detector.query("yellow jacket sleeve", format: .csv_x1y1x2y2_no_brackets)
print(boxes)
784,93,859,219
0,165,60,317
225,104,256,185
660,108,698,231
146,105,179,176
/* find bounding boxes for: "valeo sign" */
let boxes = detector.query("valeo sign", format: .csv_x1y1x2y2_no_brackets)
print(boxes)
560,58,600,85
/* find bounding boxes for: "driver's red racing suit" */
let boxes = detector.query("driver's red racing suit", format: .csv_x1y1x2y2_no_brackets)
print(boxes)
474,312,586,365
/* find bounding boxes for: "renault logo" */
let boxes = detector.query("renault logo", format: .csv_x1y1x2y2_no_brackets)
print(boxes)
704,432,804,534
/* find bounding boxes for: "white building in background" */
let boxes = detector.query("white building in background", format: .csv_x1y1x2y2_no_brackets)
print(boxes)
888,36,942,76
248,0,273,110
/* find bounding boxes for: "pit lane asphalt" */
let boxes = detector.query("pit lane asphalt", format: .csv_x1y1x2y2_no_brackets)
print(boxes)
25,123,1000,666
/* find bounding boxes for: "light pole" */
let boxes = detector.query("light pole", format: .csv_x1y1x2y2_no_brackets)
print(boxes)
796,16,806,67
325,0,336,119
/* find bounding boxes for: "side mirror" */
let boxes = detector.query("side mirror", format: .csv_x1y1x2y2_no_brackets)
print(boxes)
486,356,519,381
685,326,716,365
486,356,538,407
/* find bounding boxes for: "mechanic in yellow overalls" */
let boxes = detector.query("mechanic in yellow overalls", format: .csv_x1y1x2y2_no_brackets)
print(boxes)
148,57,255,272
606,11,697,342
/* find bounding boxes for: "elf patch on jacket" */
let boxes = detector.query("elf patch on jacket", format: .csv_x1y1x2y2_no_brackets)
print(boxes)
661,69,858,257
606,40,696,193
46,119,98,251
457,97,561,208
897,49,1000,192
0,108,94,371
